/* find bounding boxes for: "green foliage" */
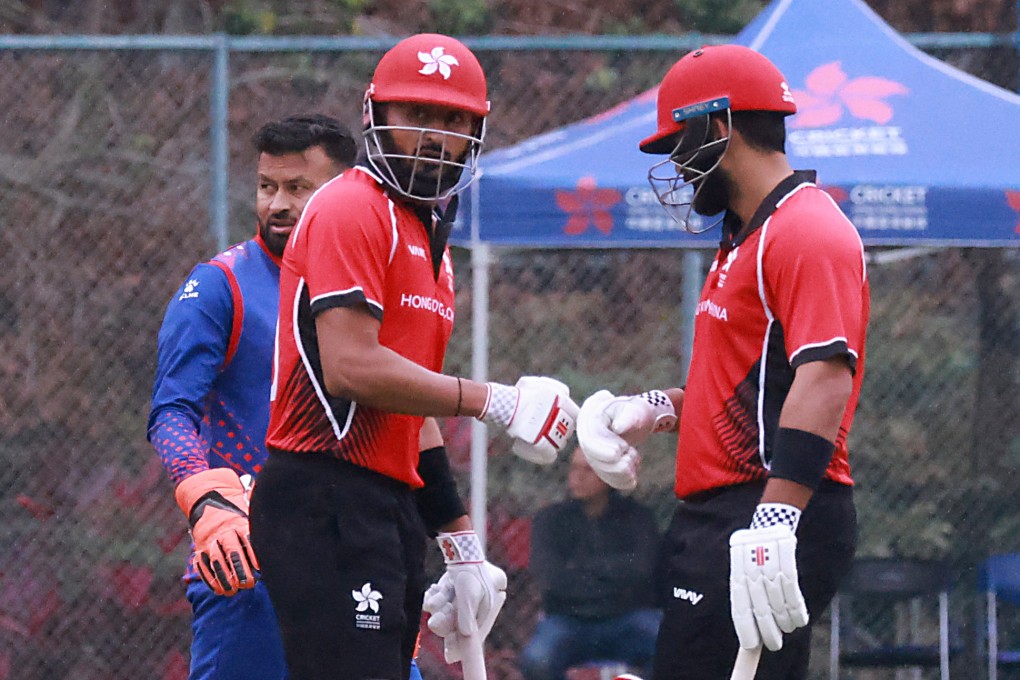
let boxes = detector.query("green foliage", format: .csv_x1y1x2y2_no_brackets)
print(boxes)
601,17,659,35
223,1,274,35
674,0,767,33
427,0,493,35
222,0,368,35
584,66,620,92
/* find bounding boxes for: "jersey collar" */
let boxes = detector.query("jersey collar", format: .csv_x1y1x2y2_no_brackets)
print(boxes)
254,231,283,268
357,163,454,282
720,170,817,250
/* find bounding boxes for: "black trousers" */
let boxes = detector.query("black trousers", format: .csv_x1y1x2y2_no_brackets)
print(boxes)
249,450,428,680
652,481,857,680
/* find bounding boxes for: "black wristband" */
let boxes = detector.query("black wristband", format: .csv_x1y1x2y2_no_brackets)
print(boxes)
769,427,835,490
414,446,467,535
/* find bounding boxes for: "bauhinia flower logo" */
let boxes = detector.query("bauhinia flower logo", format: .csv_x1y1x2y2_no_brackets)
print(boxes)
352,583,382,613
790,61,908,129
555,176,622,236
1006,191,1020,234
418,47,459,80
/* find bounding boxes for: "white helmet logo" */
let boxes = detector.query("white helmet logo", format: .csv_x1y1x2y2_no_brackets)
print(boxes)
418,47,460,79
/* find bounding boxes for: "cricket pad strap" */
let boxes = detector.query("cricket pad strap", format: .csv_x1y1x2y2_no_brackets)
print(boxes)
769,427,835,490
415,446,466,535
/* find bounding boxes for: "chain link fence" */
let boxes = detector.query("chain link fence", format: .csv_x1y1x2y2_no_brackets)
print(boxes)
0,35,1018,680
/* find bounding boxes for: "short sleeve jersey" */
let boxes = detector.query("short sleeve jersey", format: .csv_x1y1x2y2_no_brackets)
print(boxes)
266,167,456,487
676,171,870,499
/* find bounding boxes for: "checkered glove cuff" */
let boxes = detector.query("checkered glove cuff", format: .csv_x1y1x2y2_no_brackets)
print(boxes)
480,382,519,428
639,390,670,407
750,503,801,533
437,531,485,564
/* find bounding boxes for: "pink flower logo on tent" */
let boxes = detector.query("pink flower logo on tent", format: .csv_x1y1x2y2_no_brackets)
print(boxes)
1006,191,1020,233
555,176,622,235
790,61,908,129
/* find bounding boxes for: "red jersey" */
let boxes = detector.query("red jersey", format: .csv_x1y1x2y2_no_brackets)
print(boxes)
676,171,869,499
266,166,456,487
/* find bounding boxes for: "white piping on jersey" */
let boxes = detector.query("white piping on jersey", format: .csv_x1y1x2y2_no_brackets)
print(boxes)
355,163,385,185
755,219,775,470
270,316,281,402
387,199,399,265
294,278,356,441
290,171,346,248
330,165,400,267
752,181,813,469
311,286,384,317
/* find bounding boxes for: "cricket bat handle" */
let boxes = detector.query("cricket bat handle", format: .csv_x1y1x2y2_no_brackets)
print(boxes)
459,634,487,680
730,646,761,680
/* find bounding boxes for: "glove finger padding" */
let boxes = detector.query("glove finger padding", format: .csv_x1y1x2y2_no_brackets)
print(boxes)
433,532,508,665
605,391,677,446
191,525,258,596
175,468,259,597
576,390,641,490
505,377,578,464
729,525,809,651
423,575,456,634
446,565,507,664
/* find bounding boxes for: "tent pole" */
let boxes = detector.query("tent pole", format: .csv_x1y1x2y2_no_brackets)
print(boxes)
469,188,490,550
680,250,703,384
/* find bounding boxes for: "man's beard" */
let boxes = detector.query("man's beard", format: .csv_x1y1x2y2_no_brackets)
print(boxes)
681,140,730,218
258,218,288,257
382,131,468,200
692,168,732,217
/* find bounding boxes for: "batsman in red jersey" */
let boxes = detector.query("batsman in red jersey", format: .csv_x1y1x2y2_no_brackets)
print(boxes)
577,45,869,679
249,34,579,680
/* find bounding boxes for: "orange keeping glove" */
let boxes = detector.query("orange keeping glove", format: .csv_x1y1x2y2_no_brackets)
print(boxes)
174,468,259,596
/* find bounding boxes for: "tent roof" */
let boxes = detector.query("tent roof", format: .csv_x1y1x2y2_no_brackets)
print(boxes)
462,0,1020,247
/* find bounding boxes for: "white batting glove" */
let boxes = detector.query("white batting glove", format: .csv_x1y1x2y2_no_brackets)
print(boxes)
729,503,809,651
480,376,578,465
576,389,676,490
424,531,508,664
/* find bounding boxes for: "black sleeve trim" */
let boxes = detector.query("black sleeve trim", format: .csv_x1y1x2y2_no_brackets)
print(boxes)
790,340,857,374
414,446,466,535
309,289,383,322
769,427,835,490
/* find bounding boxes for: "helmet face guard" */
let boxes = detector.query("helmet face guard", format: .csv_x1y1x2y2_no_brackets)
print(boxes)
363,34,489,203
363,96,486,203
647,97,731,233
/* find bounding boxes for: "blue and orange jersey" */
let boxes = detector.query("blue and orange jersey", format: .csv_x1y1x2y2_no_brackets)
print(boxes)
148,234,281,577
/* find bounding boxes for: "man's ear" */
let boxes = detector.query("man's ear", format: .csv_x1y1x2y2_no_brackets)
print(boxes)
710,115,731,142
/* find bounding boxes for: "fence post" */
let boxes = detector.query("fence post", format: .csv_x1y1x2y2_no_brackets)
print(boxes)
470,242,491,550
210,32,230,252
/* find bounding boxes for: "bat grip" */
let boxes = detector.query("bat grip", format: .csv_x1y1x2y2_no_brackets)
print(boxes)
459,634,487,680
730,645,762,680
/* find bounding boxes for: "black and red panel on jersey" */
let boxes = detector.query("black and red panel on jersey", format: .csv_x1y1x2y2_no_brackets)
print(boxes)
266,167,456,487
676,172,869,499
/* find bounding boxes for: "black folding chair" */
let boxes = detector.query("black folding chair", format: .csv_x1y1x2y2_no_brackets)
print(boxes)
829,557,952,679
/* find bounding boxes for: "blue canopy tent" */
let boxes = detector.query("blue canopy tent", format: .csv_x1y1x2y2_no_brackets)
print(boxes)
457,0,1020,248
458,0,1020,542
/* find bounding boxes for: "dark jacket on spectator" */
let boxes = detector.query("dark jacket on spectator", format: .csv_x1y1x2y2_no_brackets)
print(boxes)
529,492,660,619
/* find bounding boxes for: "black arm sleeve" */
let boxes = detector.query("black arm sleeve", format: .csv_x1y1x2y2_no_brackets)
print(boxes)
414,446,467,536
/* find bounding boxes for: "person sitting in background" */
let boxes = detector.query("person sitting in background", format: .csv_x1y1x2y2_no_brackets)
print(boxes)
519,447,662,680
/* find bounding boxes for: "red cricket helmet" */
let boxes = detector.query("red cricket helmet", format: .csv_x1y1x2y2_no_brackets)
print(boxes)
640,44,796,154
368,33,489,117
363,34,490,202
